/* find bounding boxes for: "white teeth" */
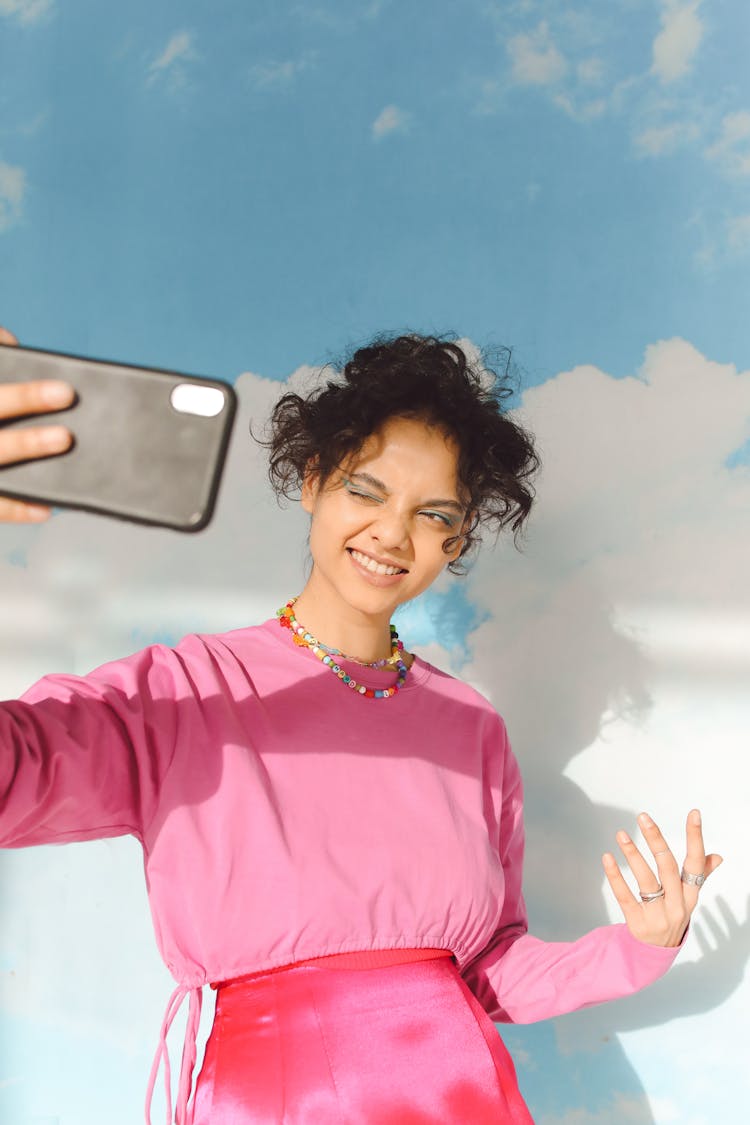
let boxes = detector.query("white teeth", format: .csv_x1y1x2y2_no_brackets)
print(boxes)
350,549,404,576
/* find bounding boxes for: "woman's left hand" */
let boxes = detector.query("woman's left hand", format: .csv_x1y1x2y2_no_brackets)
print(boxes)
602,809,722,948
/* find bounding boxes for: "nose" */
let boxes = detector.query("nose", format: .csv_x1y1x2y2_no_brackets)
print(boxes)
369,504,411,553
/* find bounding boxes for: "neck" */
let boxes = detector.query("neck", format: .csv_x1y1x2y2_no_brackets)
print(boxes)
291,576,395,664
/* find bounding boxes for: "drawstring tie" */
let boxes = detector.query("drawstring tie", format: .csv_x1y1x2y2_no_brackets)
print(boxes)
145,984,203,1125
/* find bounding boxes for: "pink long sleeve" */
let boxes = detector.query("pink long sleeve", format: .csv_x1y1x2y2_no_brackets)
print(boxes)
1,619,681,1020
0,643,184,847
464,924,681,1024
1,621,686,1125
461,746,680,1023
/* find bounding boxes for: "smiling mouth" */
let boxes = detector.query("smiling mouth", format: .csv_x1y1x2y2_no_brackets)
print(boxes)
347,548,408,576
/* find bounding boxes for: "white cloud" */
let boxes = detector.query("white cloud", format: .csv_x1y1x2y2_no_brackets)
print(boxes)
726,213,750,252
537,1093,656,1124
646,1096,683,1123
576,57,605,86
151,30,193,72
0,160,26,233
485,339,749,600
0,0,53,24
634,119,699,156
705,110,750,176
293,1,387,29
251,60,296,88
461,338,749,954
147,30,197,86
507,21,567,86
16,109,48,136
651,1,704,84
474,78,504,116
250,54,314,90
371,104,409,140
553,92,607,123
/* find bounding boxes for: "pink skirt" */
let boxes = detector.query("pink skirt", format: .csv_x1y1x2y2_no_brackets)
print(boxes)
192,950,533,1124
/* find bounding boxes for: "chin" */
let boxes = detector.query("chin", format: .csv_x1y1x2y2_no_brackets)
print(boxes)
343,583,407,618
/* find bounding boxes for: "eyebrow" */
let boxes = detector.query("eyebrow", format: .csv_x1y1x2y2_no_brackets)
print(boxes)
346,472,466,514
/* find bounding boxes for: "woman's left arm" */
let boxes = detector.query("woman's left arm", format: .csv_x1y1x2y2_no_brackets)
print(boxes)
602,808,722,948
461,738,722,1023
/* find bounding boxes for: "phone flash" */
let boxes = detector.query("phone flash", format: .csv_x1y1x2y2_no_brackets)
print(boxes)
170,383,228,418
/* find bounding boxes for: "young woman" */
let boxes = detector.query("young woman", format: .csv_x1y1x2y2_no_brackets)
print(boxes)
0,327,720,1124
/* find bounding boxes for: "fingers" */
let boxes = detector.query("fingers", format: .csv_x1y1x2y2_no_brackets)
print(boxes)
602,851,639,913
635,812,686,901
0,381,75,478
637,812,680,868
0,379,75,421
704,854,723,878
615,827,664,895
682,808,707,883
0,352,74,519
0,422,73,468
605,811,721,947
0,326,19,346
0,496,51,522
604,837,684,946
678,810,725,912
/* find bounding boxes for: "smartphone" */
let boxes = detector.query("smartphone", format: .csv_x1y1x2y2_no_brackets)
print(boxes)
0,344,237,532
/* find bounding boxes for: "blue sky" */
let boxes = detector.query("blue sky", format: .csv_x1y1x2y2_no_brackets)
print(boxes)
1,0,749,387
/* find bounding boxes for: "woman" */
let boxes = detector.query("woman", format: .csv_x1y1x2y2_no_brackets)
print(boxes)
0,326,721,1124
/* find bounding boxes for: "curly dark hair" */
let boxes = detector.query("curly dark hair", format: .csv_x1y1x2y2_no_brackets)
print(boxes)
260,334,539,573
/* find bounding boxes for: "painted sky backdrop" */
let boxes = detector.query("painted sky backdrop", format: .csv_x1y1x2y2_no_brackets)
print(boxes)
1,0,750,384
1,338,748,1125
1,2,749,1124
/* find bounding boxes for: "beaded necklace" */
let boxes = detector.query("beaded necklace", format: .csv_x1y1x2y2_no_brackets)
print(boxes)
276,597,409,699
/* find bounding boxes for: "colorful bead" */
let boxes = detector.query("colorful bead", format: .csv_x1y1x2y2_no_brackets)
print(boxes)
277,597,409,700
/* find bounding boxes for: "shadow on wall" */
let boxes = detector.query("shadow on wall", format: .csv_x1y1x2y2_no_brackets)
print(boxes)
458,547,750,1123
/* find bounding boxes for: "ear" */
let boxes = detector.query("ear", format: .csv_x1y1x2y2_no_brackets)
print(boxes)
444,537,464,564
445,512,474,562
300,465,321,514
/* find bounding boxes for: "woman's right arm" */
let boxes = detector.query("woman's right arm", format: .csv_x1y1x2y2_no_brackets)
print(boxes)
1,327,181,845
0,642,186,849
0,326,74,522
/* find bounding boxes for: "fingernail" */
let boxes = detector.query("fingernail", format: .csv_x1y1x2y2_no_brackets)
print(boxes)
690,809,702,826
25,504,50,521
40,381,74,408
39,425,71,450
617,830,631,845
639,812,653,828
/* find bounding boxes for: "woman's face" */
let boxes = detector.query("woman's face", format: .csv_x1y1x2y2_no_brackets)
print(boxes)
301,416,467,621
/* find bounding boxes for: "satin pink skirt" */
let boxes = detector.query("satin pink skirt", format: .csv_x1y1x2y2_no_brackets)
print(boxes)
192,951,533,1124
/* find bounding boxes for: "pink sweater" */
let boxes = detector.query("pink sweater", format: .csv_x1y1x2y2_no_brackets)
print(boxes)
0,618,679,1118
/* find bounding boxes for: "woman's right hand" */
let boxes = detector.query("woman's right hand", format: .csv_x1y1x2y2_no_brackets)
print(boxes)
0,327,75,523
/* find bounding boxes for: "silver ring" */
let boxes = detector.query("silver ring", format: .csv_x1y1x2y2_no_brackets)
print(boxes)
681,868,706,887
640,886,665,902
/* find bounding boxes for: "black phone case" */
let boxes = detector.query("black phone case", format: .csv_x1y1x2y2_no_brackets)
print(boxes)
0,344,237,532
